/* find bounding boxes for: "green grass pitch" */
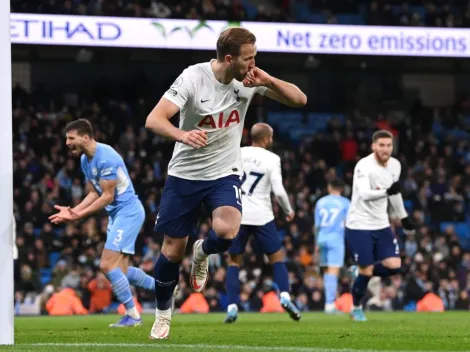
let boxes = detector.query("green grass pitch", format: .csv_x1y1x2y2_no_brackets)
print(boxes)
2,312,470,351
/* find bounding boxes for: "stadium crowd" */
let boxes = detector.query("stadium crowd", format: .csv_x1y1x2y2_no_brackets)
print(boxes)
11,78,470,314
10,0,470,27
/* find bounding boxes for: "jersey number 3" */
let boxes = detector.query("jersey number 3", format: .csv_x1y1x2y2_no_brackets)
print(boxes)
241,172,265,196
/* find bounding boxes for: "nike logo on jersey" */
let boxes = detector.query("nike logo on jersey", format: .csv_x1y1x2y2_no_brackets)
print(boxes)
201,99,210,103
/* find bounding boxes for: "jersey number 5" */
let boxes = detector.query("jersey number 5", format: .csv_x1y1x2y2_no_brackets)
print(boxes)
241,172,265,196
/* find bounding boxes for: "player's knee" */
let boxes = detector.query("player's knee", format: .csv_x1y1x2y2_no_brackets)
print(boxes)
99,250,121,273
358,265,374,277
162,235,187,262
228,254,243,267
162,245,185,263
99,260,115,274
268,249,284,264
382,257,401,270
326,267,340,276
212,218,239,240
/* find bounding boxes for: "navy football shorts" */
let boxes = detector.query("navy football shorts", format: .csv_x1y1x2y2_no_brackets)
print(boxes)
345,227,399,266
228,220,281,255
155,174,242,238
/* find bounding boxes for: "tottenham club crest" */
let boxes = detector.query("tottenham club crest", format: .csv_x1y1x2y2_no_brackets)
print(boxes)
171,76,183,89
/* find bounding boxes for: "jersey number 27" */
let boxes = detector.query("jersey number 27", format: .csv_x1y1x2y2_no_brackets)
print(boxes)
319,208,341,227
241,172,265,196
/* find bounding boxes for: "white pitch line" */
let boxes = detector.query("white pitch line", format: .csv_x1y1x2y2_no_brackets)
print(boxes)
24,343,465,352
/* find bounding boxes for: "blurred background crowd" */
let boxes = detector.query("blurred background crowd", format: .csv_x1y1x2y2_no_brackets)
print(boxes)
11,0,470,315
10,0,470,27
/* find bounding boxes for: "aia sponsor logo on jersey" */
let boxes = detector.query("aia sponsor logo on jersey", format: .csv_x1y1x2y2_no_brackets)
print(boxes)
197,110,240,129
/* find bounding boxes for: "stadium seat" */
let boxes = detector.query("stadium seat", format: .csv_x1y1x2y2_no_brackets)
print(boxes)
142,245,148,256
40,268,52,276
282,112,304,122
49,252,61,267
40,275,51,287
266,112,285,125
410,6,426,18
336,14,364,25
292,1,313,22
404,301,417,312
440,222,469,238
464,115,470,126
308,14,326,24
288,128,317,142
440,222,470,249
404,200,414,213
241,0,257,20
450,129,470,140
40,268,52,287
108,302,120,312
432,122,445,138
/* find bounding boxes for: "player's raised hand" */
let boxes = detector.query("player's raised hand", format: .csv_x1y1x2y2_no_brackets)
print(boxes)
286,211,295,222
49,205,78,225
48,205,68,222
181,130,208,149
242,67,272,88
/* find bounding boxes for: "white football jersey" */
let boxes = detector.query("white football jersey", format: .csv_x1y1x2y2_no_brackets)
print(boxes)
163,60,267,181
346,153,401,230
240,146,293,226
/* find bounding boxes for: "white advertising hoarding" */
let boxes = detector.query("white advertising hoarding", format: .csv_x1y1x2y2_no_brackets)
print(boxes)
10,13,470,57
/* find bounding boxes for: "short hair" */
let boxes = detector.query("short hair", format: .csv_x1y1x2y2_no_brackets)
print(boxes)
328,178,345,190
250,123,273,143
372,129,393,143
216,27,256,61
65,119,94,138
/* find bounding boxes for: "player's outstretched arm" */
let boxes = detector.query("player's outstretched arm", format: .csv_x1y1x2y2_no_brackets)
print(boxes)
145,98,207,149
72,182,99,213
74,179,116,220
243,67,307,107
49,182,98,224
